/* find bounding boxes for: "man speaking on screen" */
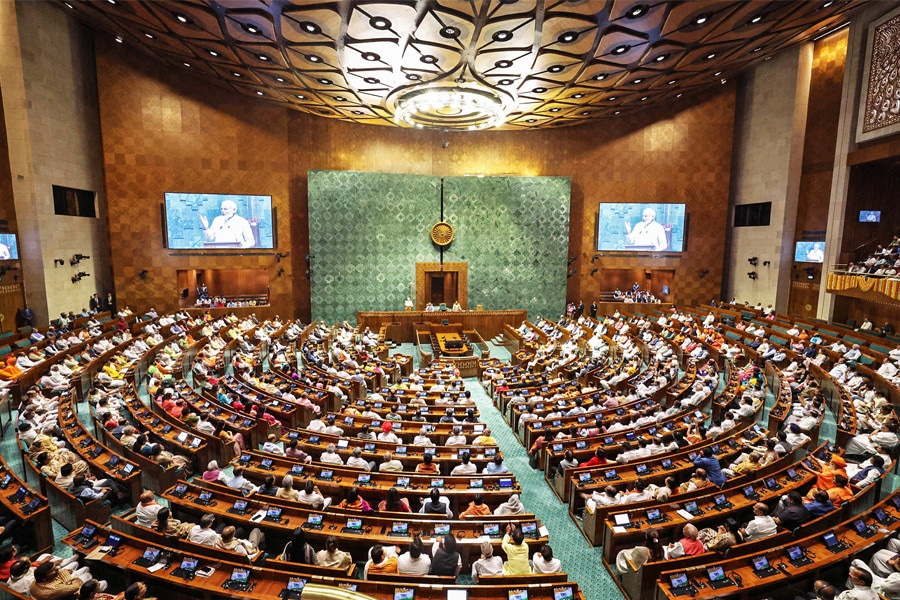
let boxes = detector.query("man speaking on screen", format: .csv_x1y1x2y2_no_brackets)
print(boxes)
624,208,667,251
200,199,255,248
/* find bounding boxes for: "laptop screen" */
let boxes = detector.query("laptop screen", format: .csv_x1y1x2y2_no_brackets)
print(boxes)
320,470,334,480
286,579,306,592
508,590,528,600
715,494,728,505
233,500,248,511
336,439,349,449
521,522,537,535
174,483,188,495
661,458,673,469
743,485,755,497
636,464,648,475
291,465,305,475
752,555,770,571
230,568,250,583
605,469,617,479
485,448,497,457
267,507,283,519
198,492,213,503
392,522,408,534
470,479,483,488
483,523,500,536
307,514,323,526
358,474,371,484
434,523,450,536
854,519,867,533
395,589,414,600
613,513,630,526
552,443,564,452
553,588,574,600
765,477,777,489
397,477,410,487
787,546,803,561
499,478,513,488
431,479,444,488
669,573,688,588
346,518,362,530
122,464,135,475
579,473,591,483
823,532,839,548
707,566,726,582
875,507,889,523
142,547,160,561
81,524,96,538
646,508,661,521
260,459,273,469
179,557,198,571
364,443,376,452
684,501,698,513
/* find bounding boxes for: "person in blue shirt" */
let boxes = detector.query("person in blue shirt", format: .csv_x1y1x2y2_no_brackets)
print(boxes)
693,446,726,487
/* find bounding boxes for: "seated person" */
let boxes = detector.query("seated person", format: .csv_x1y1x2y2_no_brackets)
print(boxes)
471,541,503,581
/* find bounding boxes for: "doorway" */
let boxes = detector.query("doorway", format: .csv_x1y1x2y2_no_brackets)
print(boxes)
415,262,468,310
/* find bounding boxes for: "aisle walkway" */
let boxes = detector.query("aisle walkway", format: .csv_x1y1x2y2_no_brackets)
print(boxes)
463,378,621,600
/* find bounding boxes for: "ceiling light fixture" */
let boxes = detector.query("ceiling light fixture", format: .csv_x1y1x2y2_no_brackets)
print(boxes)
318,78,331,85
406,73,422,81
369,17,391,30
612,45,630,55
694,14,710,25
493,30,513,42
550,107,561,112
750,15,764,24
307,54,322,63
183,62,190,67
175,14,188,24
440,26,460,39
549,65,564,73
495,60,513,68
595,73,608,81
115,36,123,43
256,91,263,96
421,55,438,64
392,82,511,130
275,77,285,82
242,23,260,35
498,79,514,86
362,52,380,61
144,32,154,39
655,54,668,62
706,53,716,59
208,50,218,57
572,93,584,98
627,5,649,18
632,78,642,84
558,31,579,43
299,22,321,34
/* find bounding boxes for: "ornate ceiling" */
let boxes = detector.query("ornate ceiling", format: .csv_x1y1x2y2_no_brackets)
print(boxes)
59,0,866,129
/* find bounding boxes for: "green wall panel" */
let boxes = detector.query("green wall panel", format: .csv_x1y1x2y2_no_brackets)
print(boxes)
443,176,570,320
308,171,570,324
308,170,440,324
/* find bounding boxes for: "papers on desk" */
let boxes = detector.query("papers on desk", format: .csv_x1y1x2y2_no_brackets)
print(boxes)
675,509,695,520
538,525,549,538
250,509,266,522
146,563,166,573
86,547,111,561
612,526,627,534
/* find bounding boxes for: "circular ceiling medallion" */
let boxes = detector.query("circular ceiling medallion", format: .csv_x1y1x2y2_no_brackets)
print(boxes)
431,222,455,246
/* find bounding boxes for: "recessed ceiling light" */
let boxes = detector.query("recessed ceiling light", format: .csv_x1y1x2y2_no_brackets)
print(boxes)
549,65,564,73
370,16,392,30
558,31,578,43
175,14,188,24
299,22,321,34
667,80,676,85
208,50,218,57
627,5,649,18
498,79,514,86
714,71,722,77
595,73,608,80
364,77,380,84
752,47,762,53
821,1,834,7
676,93,683,97
655,54,668,62
406,73,421,81
581,111,589,115
550,108,561,112
694,14,709,25
495,60,513,68
182,62,190,67
296,94,305,99
258,54,269,61
440,26,460,39
526,118,537,123
721,79,727,84
318,78,331,85
420,55,438,64
242,23,260,35
614,110,621,115
750,15,764,24
632,78,642,84
233,72,241,77
64,2,73,8
533,87,547,93
307,55,322,63
352,110,364,115
362,52,380,61
144,32,154,39
256,91,263,96
115,36,123,43
334,96,345,101
276,77,285,82
612,45,630,55
493,30,513,42
573,93,584,98
640,96,648,101
706,53,716,60
106,0,115,4
608,96,617,101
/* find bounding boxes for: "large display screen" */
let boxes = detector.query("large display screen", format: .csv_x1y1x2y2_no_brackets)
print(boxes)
859,210,881,222
596,203,686,252
0,234,19,260
164,193,274,249
794,241,825,263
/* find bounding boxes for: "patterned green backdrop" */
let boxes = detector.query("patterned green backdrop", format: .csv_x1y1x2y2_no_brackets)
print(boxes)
308,170,570,324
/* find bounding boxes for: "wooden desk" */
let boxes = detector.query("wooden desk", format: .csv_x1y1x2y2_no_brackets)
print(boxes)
0,453,53,555
357,310,527,343
434,333,469,357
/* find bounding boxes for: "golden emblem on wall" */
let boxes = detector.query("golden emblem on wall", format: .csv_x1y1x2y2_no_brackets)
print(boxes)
430,222,455,246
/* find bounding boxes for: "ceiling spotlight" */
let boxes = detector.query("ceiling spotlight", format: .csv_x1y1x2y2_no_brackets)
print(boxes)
208,50,218,57
115,36,123,43
614,110,621,115
632,78,642,84
275,77,284,82
526,118,537,123
256,91,263,96
257,54,269,61
232,72,241,77
640,96,648,101
242,23,260,35
144,32,155,39
299,21,321,34
335,96,346,101
749,15,764,24
307,54,322,63
572,93,584,98
676,93,683,98
548,65,564,73
318,78,332,85
406,73,422,81
420,55,438,64
558,31,579,43
532,87,547,93
752,47,762,53
352,110,364,115
362,52,379,61
714,71,722,77
694,13,710,25
492,30,513,42
821,1,834,7
706,53,716,60
580,111,589,115
626,5,649,18
495,60,513,68
607,96,617,101
612,45,630,55
369,16,391,30
182,62,190,67
595,73,608,81
364,77,380,84
296,94,305,99
64,2,73,8
498,79,514,86
667,80,676,85
440,26,460,39
550,107,561,112
655,54,668,62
